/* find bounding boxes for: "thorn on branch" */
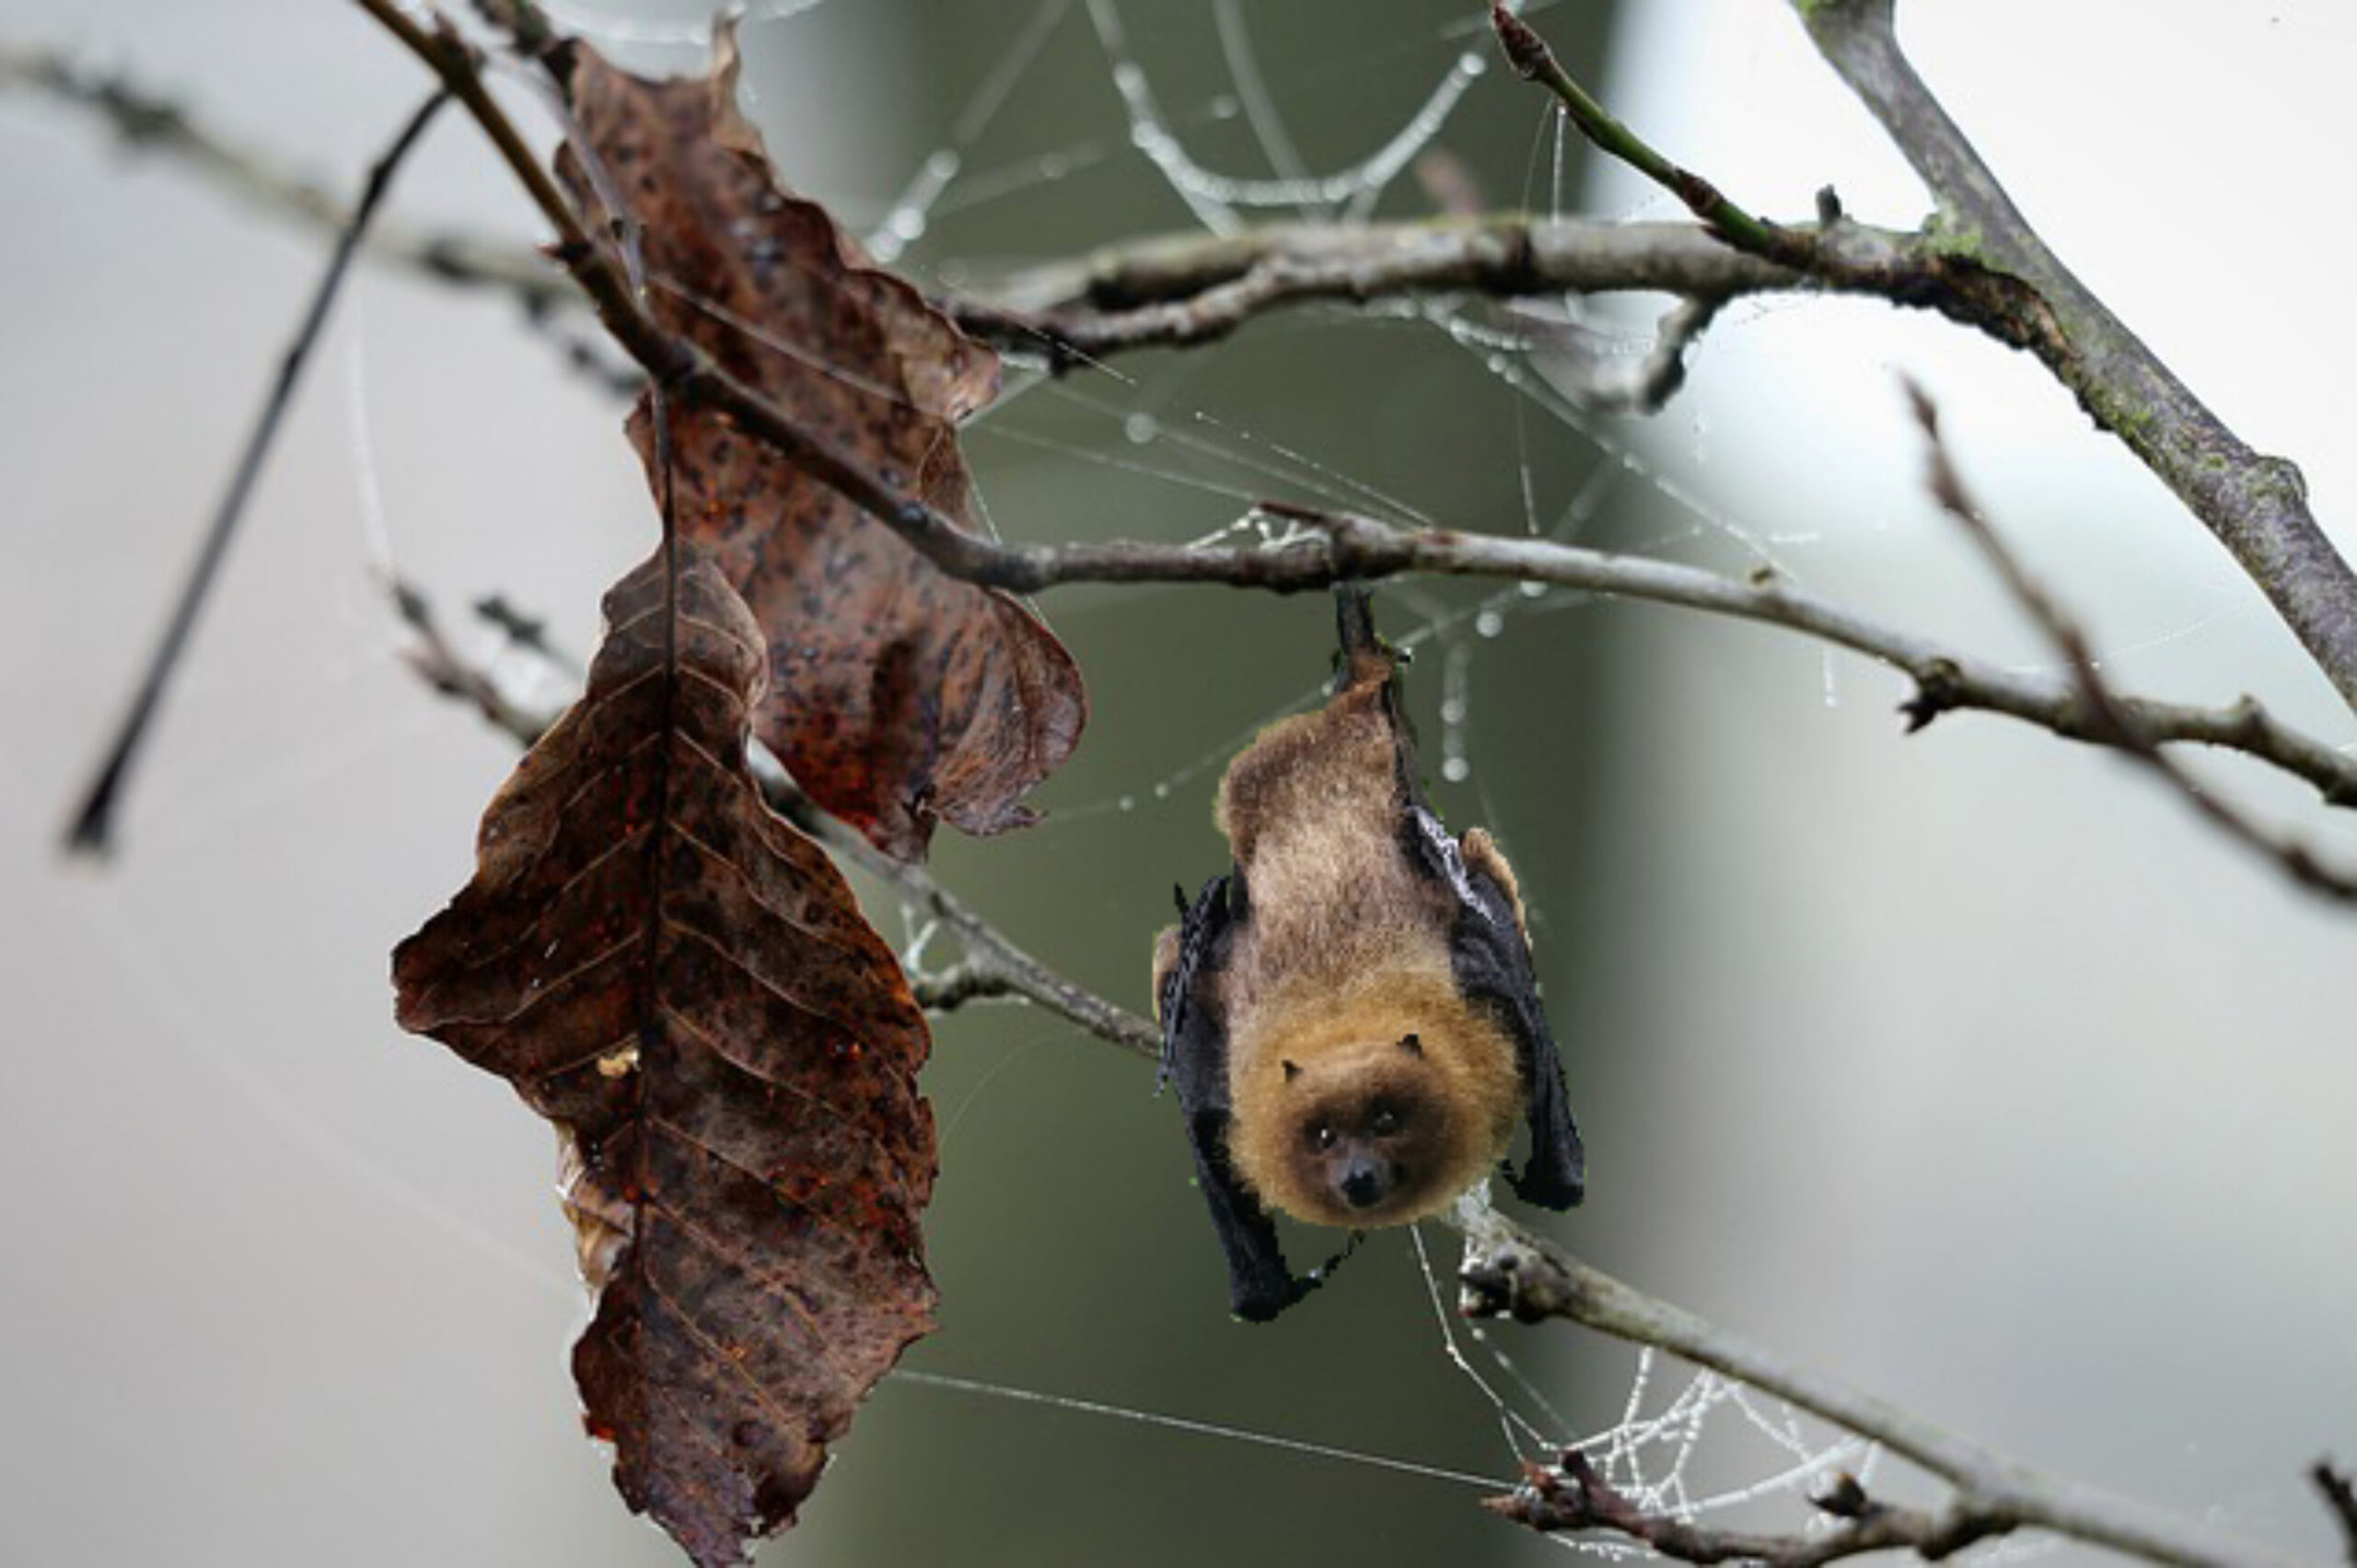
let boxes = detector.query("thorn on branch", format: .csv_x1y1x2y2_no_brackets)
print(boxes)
909,962,1015,1015
1899,658,1965,733
1457,1233,1580,1324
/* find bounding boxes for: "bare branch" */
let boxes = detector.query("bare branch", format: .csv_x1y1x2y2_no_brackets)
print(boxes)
855,496,2357,814
0,40,567,313
1451,1195,2308,1568
1488,1451,2011,1567
2313,1462,2357,1567
389,578,1159,1063
1794,0,2357,713
61,85,451,857
1903,380,2357,903
1490,4,1804,263
335,1,2357,902
401,573,2319,1568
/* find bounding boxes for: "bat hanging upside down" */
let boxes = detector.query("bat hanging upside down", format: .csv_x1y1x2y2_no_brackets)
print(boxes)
1153,587,1585,1321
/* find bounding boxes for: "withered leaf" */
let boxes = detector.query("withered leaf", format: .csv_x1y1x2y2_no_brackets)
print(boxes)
557,28,1086,862
393,547,935,1567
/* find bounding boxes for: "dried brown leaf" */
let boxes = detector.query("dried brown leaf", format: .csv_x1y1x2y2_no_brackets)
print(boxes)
393,546,935,1568
557,28,1086,861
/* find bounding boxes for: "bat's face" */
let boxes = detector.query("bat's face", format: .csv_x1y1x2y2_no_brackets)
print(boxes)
1273,1038,1456,1227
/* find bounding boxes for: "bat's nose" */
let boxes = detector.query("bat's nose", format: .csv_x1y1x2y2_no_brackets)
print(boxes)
1339,1158,1387,1210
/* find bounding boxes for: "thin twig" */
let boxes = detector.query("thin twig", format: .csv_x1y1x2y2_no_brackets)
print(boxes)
1794,0,2357,714
1489,1451,2011,1566
0,41,566,313
402,576,2316,1568
806,493,2357,819
61,85,451,856
336,6,2357,840
391,578,1159,1062
1559,294,1724,415
1489,4,1802,264
1451,1195,2308,1568
2313,1462,2357,1567
27,15,2357,703
1902,379,2357,903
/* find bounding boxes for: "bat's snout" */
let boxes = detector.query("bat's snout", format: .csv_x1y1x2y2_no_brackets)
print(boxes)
1338,1156,1390,1210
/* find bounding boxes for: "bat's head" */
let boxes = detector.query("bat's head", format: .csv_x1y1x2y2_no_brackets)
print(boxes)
1260,1032,1468,1228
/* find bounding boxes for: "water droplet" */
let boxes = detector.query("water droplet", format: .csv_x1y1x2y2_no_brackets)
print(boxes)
1458,51,1488,77
1208,94,1239,120
1517,580,1547,599
1118,795,1136,812
1123,412,1159,445
1440,698,1468,725
1475,610,1504,638
1152,782,1170,799
925,149,961,180
1442,757,1471,783
888,207,926,243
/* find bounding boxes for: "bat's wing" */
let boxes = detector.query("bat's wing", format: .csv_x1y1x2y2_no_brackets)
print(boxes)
1160,872,1310,1321
1406,807,1586,1211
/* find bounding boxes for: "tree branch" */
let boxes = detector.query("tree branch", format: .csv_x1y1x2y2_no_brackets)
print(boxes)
343,5,2357,912
0,39,569,313
60,84,452,856
1452,1196,2310,1568
389,578,1159,1063
866,497,2357,819
1483,2,2357,714
1904,380,2357,900
2313,1462,2357,1567
1491,4,1804,263
1488,1451,2012,1566
401,572,2317,1568
1791,0,2357,713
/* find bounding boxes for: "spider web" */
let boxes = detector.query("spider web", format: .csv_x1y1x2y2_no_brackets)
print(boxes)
510,3,2011,1560
9,1,2355,1566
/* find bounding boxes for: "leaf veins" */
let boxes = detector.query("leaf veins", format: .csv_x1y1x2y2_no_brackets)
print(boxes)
557,26,1086,862
392,547,935,1568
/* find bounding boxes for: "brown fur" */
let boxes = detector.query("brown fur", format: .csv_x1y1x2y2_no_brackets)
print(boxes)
1205,649,1527,1228
1225,970,1523,1226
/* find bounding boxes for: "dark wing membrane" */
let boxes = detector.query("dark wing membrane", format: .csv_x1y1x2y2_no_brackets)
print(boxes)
1405,807,1585,1210
1160,872,1308,1320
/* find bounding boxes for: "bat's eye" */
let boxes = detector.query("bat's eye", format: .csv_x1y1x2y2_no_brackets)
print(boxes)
1307,1121,1338,1152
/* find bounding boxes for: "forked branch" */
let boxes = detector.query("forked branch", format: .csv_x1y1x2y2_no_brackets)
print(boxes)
403,596,2324,1568
1453,1196,2310,1568
1489,1452,2011,1567
345,0,2357,916
1488,1,2357,712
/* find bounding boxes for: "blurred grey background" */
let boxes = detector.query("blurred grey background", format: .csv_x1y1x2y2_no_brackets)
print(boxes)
3,2,2352,1565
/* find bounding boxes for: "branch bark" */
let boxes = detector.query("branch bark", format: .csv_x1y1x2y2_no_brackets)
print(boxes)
1792,0,2357,712
1453,1196,2312,1568
29,14,2357,716
1489,1451,2012,1566
406,586,2321,1568
1904,380,2357,901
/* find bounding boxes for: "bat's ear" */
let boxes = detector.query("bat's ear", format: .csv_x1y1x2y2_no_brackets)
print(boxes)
1397,1032,1423,1058
1282,1059,1302,1082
